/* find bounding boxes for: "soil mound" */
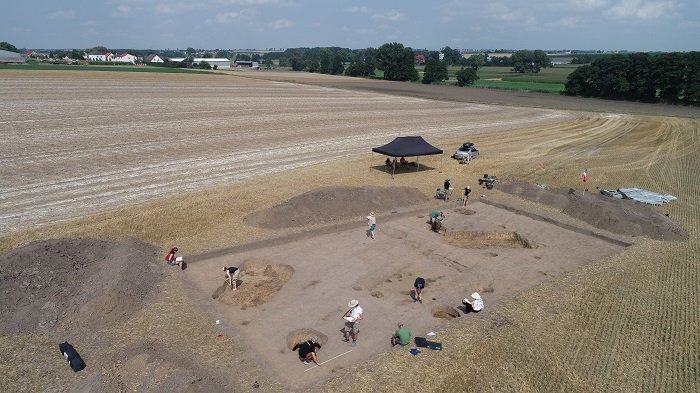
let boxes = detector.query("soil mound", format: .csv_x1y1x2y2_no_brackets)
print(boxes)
0,238,159,333
498,181,687,240
212,259,294,309
246,186,428,228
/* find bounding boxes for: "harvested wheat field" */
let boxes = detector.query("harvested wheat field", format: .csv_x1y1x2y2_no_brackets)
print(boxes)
0,69,699,392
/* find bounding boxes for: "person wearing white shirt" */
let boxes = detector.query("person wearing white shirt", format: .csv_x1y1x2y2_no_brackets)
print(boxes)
342,299,363,345
462,292,484,313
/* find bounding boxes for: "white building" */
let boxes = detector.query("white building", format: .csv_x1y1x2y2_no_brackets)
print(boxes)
86,52,114,62
171,57,231,69
145,54,168,63
113,53,137,64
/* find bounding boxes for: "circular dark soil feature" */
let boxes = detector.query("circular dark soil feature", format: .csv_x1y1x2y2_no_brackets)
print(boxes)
245,186,429,229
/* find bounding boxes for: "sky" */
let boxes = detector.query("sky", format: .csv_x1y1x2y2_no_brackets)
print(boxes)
3,0,699,52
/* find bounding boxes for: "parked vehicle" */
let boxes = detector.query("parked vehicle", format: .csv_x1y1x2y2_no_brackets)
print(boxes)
453,142,479,160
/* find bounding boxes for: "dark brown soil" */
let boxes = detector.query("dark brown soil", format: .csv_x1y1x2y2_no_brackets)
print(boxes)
245,186,429,228
498,180,687,240
0,238,160,334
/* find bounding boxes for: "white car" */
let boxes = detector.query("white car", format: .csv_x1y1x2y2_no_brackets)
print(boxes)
453,142,479,160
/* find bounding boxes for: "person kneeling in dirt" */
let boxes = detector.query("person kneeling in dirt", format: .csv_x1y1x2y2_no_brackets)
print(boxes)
223,266,240,290
164,247,183,269
429,210,444,232
462,292,484,313
391,322,412,347
294,337,321,366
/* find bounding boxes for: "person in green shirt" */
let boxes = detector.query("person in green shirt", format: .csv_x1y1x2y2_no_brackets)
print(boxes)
391,322,412,346
429,211,444,232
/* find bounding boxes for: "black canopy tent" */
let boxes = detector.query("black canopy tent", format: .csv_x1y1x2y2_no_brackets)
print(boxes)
372,136,443,177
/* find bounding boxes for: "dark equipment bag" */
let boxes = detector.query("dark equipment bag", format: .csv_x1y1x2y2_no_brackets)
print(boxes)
414,337,442,350
59,341,86,372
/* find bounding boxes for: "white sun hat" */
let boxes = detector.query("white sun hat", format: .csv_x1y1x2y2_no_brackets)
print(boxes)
471,292,481,300
348,299,359,308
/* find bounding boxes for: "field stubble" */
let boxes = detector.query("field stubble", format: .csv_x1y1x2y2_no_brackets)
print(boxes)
1,70,699,392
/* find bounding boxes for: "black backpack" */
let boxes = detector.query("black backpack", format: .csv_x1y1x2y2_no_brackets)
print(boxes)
59,341,86,372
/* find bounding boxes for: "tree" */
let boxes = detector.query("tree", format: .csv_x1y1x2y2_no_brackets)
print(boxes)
69,50,84,60
319,50,330,74
440,46,461,65
0,41,18,52
375,42,418,82
289,56,305,71
465,54,485,71
235,53,251,61
455,67,478,86
251,54,261,62
422,59,448,84
330,54,344,75
88,46,108,54
512,49,551,73
564,65,593,96
186,47,196,55
307,59,320,73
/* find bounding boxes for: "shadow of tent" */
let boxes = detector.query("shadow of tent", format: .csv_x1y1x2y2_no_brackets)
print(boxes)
370,164,437,175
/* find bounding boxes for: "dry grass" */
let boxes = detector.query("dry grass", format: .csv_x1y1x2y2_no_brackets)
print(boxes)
2,71,699,392
323,115,700,392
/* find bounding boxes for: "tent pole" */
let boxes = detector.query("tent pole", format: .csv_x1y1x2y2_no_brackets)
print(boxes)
392,157,396,179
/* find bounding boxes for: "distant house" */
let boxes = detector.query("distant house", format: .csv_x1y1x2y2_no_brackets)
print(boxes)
86,52,107,62
113,53,137,64
145,54,168,63
415,54,426,64
0,49,27,64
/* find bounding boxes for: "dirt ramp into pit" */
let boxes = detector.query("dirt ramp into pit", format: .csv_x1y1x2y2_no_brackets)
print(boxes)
245,186,429,228
212,259,294,309
0,238,160,333
70,341,227,393
499,180,687,240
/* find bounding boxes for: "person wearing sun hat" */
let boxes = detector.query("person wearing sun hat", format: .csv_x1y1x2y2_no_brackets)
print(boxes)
366,211,377,240
462,292,484,313
463,185,472,206
342,299,363,345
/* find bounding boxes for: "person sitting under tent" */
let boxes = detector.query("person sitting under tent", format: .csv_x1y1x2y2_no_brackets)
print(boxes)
400,156,416,167
385,157,392,167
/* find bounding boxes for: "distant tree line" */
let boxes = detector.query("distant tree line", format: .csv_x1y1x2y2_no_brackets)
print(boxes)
565,52,700,106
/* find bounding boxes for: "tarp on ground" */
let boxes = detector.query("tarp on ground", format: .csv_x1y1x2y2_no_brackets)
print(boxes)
600,187,677,205
618,188,677,205
372,136,443,157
